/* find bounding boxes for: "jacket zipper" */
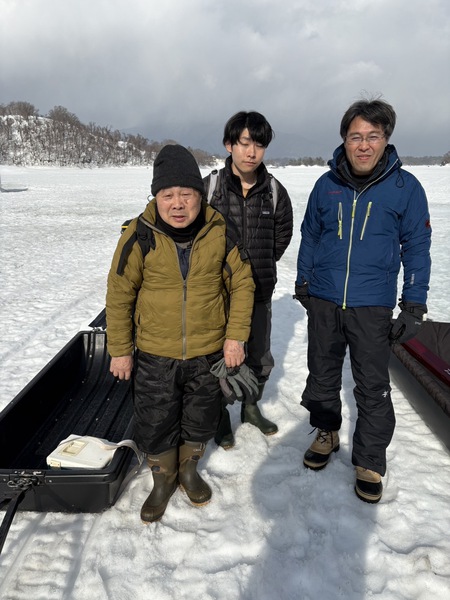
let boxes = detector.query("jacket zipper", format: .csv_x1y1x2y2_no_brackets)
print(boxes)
340,159,398,309
178,220,214,359
342,194,357,309
338,202,343,239
182,277,187,359
242,197,248,248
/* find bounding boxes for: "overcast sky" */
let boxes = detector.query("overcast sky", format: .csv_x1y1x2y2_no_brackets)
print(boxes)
1,0,449,157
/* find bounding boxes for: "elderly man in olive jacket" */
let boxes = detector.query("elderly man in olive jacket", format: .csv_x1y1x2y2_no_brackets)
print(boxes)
106,144,254,524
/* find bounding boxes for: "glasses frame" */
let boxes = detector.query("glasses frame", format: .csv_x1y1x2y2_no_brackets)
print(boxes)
344,134,386,146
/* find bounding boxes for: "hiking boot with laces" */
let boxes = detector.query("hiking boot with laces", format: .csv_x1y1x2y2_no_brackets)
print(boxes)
303,429,340,470
355,466,383,503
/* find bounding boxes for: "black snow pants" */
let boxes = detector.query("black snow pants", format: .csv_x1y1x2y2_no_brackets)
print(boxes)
301,297,395,475
133,350,223,455
246,300,274,389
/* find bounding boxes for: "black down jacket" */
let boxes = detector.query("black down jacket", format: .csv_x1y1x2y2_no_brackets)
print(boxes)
204,156,293,303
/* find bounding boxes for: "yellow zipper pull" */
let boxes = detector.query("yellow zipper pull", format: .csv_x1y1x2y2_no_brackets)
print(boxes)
360,201,372,240
338,202,343,239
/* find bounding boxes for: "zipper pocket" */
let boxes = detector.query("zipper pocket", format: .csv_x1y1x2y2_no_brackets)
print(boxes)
338,202,343,239
360,202,372,240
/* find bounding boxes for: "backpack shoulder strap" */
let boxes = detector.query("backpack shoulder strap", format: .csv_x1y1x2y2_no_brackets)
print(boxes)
135,215,156,255
116,214,155,276
206,169,220,204
269,174,279,213
222,220,250,296
225,218,249,262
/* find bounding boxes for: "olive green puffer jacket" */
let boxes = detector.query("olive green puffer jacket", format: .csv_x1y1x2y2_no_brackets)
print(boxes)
106,200,255,360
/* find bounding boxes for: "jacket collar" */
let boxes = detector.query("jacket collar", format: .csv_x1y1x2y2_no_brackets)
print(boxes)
224,155,270,195
328,144,401,191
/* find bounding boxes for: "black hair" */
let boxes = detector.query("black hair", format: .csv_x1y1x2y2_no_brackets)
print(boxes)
340,98,396,140
222,111,274,148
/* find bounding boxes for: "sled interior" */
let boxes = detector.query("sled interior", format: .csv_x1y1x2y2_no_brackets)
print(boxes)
0,329,135,512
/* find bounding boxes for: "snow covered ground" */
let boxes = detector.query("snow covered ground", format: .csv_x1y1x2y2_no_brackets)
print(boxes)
0,163,449,600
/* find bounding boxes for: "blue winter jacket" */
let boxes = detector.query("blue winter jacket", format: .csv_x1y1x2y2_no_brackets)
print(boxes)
296,145,431,309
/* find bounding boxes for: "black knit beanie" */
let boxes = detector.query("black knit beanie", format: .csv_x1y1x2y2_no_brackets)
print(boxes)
151,144,204,197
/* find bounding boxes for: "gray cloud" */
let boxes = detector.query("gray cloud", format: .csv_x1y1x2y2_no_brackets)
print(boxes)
1,0,449,156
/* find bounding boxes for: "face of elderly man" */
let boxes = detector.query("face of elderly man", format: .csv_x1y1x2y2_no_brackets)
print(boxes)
155,187,202,228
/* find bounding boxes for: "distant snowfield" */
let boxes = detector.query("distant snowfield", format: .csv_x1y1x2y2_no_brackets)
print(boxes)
0,164,449,600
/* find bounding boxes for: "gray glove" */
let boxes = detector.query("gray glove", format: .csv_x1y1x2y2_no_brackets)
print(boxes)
210,358,259,404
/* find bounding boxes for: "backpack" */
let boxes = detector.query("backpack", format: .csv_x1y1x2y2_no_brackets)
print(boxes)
206,168,279,212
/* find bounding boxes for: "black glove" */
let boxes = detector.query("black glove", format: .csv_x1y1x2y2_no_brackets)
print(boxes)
389,301,427,345
293,282,310,310
210,359,259,404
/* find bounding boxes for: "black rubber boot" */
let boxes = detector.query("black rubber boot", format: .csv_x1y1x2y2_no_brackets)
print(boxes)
240,384,278,435
178,441,212,505
141,448,178,523
214,403,235,449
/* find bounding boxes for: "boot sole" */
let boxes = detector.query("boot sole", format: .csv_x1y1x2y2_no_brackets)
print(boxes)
263,429,278,436
241,422,279,435
354,484,382,504
215,438,235,450
179,484,212,506
141,515,163,525
303,444,340,470
354,476,383,504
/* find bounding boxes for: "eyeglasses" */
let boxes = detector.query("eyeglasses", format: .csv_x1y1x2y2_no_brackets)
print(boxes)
345,134,385,146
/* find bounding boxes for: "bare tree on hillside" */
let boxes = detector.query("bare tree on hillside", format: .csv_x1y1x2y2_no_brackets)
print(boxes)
0,101,39,118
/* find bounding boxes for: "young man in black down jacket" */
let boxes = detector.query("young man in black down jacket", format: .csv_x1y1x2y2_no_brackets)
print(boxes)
204,111,294,448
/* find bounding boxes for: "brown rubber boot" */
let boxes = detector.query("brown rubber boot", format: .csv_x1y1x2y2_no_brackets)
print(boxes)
355,466,383,503
303,429,340,470
178,441,212,505
140,447,178,523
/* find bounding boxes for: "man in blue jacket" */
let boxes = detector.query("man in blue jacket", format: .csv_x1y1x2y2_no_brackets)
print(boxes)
294,98,431,503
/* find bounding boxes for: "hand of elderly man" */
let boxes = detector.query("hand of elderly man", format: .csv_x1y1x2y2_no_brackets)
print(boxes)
223,338,245,368
110,355,133,380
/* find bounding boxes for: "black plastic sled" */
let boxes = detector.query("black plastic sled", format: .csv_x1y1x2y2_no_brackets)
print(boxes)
0,314,135,553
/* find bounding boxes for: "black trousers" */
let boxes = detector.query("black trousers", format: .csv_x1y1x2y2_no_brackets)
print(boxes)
301,297,395,475
133,350,222,455
246,301,274,387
